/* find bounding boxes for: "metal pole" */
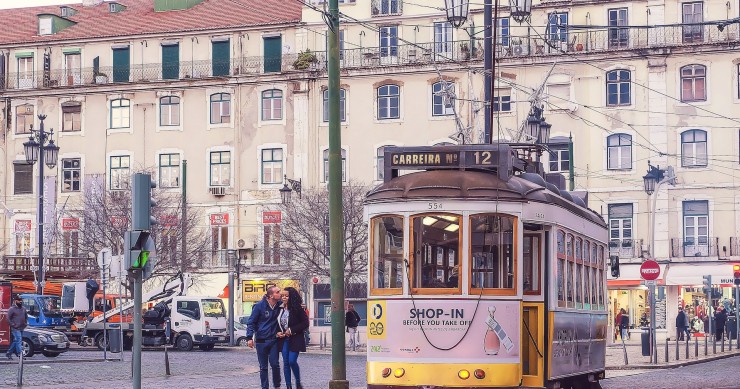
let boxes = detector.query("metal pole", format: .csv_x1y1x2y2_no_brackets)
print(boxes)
674,334,678,360
685,337,689,358
484,0,492,144
664,337,668,362
650,284,657,363
36,120,46,295
568,133,575,191
119,255,124,362
695,336,698,358
704,334,707,356
132,270,142,389
181,160,187,272
228,257,235,346
736,286,739,349
327,1,347,388
103,259,107,361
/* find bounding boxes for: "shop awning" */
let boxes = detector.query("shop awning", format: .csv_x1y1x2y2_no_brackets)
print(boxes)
607,262,667,287
663,263,736,286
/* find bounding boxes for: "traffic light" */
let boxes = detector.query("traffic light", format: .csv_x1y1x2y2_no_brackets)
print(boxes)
733,264,740,286
702,275,712,294
132,173,157,231
125,230,154,270
610,255,620,278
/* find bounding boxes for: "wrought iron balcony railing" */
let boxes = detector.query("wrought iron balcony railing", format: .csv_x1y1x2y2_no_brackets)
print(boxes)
608,239,643,259
670,237,719,258
1,255,97,277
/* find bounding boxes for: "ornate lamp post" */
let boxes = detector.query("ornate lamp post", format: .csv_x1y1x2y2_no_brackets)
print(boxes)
510,0,533,23
23,114,60,295
279,175,302,204
444,0,470,28
642,161,675,364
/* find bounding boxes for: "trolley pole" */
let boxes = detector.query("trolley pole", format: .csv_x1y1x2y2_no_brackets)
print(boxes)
736,286,739,349
327,0,348,388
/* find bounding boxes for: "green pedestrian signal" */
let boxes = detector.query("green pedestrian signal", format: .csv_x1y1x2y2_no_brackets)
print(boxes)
134,250,150,268
125,230,155,273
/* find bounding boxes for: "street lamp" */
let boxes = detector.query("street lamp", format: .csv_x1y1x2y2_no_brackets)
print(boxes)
279,175,302,204
22,114,60,295
444,0,470,28
510,0,533,23
525,105,550,144
641,161,675,364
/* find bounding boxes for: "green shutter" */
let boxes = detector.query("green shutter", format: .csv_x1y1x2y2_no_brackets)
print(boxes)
62,48,81,54
15,51,34,58
162,44,179,80
263,36,282,73
112,47,130,82
212,40,230,77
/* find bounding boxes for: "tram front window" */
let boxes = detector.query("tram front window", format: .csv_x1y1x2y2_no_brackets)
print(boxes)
471,214,515,290
412,214,460,290
371,216,404,292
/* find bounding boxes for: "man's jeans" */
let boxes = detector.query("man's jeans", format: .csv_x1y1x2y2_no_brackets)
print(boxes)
255,339,281,389
348,327,358,351
7,329,22,357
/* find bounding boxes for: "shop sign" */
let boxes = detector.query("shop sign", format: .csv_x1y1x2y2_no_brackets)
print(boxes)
14,220,31,232
262,211,282,224
110,216,127,228
62,218,80,230
160,214,179,227
241,279,299,302
210,213,229,226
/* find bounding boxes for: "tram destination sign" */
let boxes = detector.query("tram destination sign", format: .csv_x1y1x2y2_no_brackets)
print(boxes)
383,144,524,183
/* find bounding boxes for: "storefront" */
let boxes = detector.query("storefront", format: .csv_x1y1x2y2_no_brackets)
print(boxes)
607,262,668,341
240,278,300,318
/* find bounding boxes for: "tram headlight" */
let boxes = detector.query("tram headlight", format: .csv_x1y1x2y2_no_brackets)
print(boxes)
474,369,486,379
393,368,405,378
382,368,392,378
458,370,470,380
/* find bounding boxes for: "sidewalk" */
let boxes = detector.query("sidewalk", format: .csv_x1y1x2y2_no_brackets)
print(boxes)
606,336,740,369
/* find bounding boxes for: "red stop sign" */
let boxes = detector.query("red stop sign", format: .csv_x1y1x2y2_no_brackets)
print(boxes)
640,260,661,281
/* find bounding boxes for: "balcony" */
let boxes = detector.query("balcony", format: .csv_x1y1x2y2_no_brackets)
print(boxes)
608,239,644,259
1,255,97,279
730,237,740,256
670,237,719,258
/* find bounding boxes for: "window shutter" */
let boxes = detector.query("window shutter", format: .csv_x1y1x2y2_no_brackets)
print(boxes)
263,36,282,73
14,162,33,195
212,40,230,76
112,47,130,82
162,44,180,80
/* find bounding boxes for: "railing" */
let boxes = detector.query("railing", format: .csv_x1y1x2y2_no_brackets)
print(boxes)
1,255,97,277
670,237,719,258
608,239,643,259
731,237,740,256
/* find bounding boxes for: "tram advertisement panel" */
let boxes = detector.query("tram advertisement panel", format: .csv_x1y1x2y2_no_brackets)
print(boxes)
367,299,520,363
0,283,10,348
549,311,607,379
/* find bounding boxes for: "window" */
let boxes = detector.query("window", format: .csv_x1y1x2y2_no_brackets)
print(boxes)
411,214,460,291
470,214,515,292
212,39,230,77
557,230,566,307
681,65,706,102
110,98,130,129
379,26,398,57
432,81,454,116
209,214,230,266
493,89,511,112
681,129,708,167
109,155,130,190
264,224,281,265
39,17,52,35
523,234,540,294
62,224,79,257
112,46,130,83
323,88,346,122
261,89,283,121
608,8,629,48
376,145,392,181
263,35,282,73
548,144,570,172
606,70,631,106
326,30,346,60
261,148,284,184
682,2,703,43
61,101,81,132
64,53,81,86
566,234,575,308
377,84,400,119
372,0,401,15
62,158,81,192
371,216,404,292
17,56,33,89
607,134,632,170
159,96,180,126
323,148,347,182
210,151,231,187
497,17,510,47
547,83,571,106
683,200,709,257
209,93,231,124
547,12,568,43
159,153,181,188
434,22,453,54
608,203,633,256
161,43,180,80
15,104,33,134
13,162,33,195
14,220,32,255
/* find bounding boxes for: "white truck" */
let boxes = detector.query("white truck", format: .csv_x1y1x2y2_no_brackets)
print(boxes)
75,273,229,351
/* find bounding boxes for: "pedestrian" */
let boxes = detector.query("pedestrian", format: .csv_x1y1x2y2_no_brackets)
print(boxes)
615,309,623,341
277,287,309,389
619,308,630,340
246,286,283,389
714,305,728,341
6,295,28,359
345,303,362,351
676,306,690,341
301,303,310,346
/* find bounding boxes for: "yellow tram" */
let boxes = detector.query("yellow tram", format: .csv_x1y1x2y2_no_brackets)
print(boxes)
365,144,608,389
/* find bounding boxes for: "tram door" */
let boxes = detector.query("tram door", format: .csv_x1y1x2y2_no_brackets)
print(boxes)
522,233,545,387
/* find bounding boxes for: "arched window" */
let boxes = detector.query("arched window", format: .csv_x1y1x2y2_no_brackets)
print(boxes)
110,98,130,129
680,129,707,167
680,65,706,102
159,96,180,126
323,88,346,122
262,89,283,121
210,93,231,124
606,133,632,170
323,148,347,182
606,70,630,106
377,84,400,120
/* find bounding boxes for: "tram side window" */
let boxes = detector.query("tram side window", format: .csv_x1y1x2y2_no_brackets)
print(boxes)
598,245,605,308
566,234,575,308
371,216,404,292
591,242,598,307
412,214,460,291
523,235,540,294
575,237,583,309
557,230,566,307
470,214,515,291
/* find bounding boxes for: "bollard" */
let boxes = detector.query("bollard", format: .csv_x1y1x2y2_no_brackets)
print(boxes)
695,336,699,358
722,337,725,352
16,350,24,386
675,337,679,361
665,338,669,362
705,335,708,356
685,337,689,359
713,337,717,354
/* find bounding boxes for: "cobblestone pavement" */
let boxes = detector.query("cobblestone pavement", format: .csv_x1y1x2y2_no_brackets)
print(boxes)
0,347,368,389
601,355,740,388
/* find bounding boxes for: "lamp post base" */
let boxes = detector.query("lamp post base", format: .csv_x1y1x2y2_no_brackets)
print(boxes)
328,380,349,389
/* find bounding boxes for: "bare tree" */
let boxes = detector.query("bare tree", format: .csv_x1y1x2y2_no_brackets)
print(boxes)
278,181,369,286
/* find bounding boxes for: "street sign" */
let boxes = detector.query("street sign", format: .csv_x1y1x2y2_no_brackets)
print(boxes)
644,280,657,287
97,248,112,269
640,260,661,281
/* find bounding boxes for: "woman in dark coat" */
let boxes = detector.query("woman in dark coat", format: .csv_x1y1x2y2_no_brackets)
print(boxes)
277,287,309,389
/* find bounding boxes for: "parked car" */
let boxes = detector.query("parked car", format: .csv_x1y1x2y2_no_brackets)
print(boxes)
22,327,70,358
235,322,249,347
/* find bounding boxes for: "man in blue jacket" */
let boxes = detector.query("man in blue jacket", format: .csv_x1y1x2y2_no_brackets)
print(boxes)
247,286,283,389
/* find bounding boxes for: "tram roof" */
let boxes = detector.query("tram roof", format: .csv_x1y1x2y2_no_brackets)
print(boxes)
365,169,605,227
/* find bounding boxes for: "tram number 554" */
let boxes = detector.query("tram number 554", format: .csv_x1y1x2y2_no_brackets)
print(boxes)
428,202,443,210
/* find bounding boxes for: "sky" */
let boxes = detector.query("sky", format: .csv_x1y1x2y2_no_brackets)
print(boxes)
0,0,83,9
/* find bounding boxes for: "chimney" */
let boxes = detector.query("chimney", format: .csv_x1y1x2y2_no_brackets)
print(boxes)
82,0,104,6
